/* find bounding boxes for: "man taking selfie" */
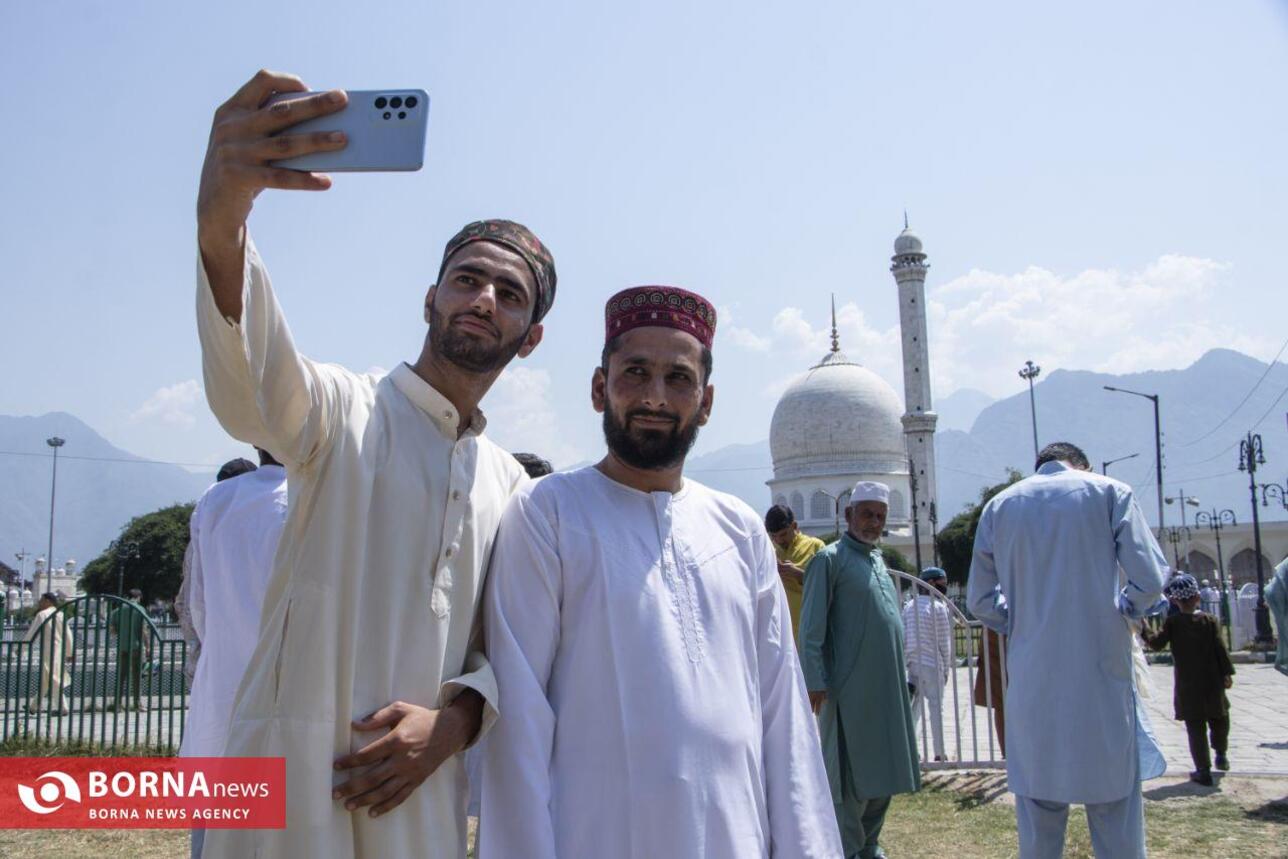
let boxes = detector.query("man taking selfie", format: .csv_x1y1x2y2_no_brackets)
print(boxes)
194,70,556,859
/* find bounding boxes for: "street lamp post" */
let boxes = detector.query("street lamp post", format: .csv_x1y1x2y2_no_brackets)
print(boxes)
1018,361,1041,461
114,540,140,597
1165,489,1201,569
928,501,940,567
44,436,66,599
1237,432,1273,646
1195,508,1237,649
1164,527,1188,570
1260,480,1288,510
1103,386,1164,539
907,458,924,573
1102,452,1140,475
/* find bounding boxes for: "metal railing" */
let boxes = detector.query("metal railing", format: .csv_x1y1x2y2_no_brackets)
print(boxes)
891,570,1008,770
1,594,187,751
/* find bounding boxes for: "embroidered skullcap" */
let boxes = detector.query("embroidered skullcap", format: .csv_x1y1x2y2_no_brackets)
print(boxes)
920,567,948,582
438,219,557,322
604,286,717,350
849,481,890,506
1165,574,1200,601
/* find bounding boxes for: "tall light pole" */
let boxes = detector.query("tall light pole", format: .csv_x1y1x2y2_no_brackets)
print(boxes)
1018,361,1041,462
1195,508,1236,649
14,550,29,588
1260,479,1288,510
1103,386,1164,538
908,458,924,573
44,436,66,599
1102,452,1140,475
1237,432,1273,645
1165,489,1200,569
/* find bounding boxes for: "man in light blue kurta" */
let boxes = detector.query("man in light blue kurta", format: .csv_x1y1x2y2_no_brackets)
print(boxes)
967,442,1168,859
800,481,920,859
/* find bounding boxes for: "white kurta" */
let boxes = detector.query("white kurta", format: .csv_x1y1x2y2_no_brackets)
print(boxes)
479,467,842,859
901,594,951,674
195,237,522,859
966,461,1168,804
179,464,288,760
24,605,73,706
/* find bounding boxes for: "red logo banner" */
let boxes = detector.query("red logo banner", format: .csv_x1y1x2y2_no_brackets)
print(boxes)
0,757,285,829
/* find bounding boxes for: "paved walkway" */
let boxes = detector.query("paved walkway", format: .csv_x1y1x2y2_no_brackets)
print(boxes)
913,663,1288,775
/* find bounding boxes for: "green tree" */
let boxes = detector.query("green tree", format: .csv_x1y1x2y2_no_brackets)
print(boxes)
935,469,1024,584
78,502,194,603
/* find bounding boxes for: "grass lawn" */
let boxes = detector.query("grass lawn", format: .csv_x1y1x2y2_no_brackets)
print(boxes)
1,773,1283,857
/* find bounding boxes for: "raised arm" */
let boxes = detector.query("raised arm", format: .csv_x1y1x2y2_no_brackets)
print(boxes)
752,531,844,857
477,490,562,859
195,71,353,469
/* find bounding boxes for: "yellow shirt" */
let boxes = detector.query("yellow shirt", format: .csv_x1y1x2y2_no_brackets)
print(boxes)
773,532,826,641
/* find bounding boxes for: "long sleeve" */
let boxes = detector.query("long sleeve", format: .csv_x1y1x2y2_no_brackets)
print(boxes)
797,550,832,692
1142,618,1171,651
966,505,1009,634
195,234,343,470
477,490,562,859
1112,487,1169,619
1213,620,1235,677
750,531,844,857
436,605,498,749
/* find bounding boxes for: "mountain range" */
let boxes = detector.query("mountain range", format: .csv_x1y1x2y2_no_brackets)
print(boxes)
4,348,1286,574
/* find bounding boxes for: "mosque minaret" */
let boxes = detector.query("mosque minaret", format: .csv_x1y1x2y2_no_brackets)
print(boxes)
891,216,939,554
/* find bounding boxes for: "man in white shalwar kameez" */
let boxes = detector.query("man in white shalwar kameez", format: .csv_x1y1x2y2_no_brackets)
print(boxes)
24,593,74,715
967,442,1169,859
480,286,842,859
180,449,287,859
193,70,558,859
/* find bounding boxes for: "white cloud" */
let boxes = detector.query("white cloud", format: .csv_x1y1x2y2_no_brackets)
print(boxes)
481,367,583,468
717,305,771,352
129,380,203,429
751,254,1274,403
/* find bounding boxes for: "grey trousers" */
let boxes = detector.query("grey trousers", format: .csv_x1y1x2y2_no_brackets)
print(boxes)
1015,781,1145,859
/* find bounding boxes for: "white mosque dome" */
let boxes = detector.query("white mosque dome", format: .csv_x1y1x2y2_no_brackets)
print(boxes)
893,227,923,256
769,348,907,481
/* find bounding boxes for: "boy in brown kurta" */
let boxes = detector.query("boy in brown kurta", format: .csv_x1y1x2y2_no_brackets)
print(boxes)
1143,574,1235,786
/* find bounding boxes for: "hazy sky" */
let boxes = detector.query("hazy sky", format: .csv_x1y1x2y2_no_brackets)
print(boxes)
3,1,1287,474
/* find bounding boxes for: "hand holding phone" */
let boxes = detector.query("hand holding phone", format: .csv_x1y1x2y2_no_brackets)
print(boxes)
264,89,430,172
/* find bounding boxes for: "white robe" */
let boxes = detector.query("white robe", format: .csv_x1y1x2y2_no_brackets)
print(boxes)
24,605,73,707
479,467,842,859
966,460,1168,804
196,237,521,859
179,464,287,760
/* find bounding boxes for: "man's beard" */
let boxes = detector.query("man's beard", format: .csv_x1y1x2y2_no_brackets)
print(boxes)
602,398,702,471
429,301,527,373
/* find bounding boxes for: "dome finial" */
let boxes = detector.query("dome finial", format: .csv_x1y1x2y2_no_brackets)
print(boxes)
904,209,909,230
830,294,839,353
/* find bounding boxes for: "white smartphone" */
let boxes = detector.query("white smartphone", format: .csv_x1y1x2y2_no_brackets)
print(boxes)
265,89,430,172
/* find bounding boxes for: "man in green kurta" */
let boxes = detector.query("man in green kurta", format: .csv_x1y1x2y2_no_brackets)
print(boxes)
799,480,920,859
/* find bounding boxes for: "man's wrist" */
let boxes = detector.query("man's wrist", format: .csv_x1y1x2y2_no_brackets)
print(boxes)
444,688,484,752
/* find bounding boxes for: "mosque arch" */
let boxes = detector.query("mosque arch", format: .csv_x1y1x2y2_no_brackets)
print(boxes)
888,489,906,519
790,492,805,518
1229,548,1271,587
1184,550,1216,577
773,494,788,509
810,491,832,522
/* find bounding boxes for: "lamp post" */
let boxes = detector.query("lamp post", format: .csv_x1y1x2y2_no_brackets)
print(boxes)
1195,508,1236,649
44,436,66,599
1102,452,1140,475
1165,489,1200,569
1260,480,1288,510
14,551,29,588
1164,527,1188,570
1018,361,1041,461
1237,432,1273,646
907,458,924,573
1103,387,1164,539
928,500,940,567
113,540,140,598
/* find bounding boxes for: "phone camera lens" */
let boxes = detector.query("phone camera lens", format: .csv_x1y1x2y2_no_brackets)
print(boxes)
398,111,407,119
390,96,403,109
405,96,418,109
375,96,388,109
383,111,391,120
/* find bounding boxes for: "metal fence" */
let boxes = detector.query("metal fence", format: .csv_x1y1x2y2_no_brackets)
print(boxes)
1,594,187,751
891,570,1008,770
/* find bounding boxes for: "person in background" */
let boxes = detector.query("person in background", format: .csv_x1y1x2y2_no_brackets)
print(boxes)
903,567,953,762
1199,579,1221,617
967,441,1168,859
764,504,826,642
109,588,151,712
175,454,262,685
24,592,74,716
799,481,920,859
182,447,288,859
1142,574,1235,787
512,452,553,479
1267,557,1288,677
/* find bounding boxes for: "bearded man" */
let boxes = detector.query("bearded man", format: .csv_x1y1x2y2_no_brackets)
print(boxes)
194,70,556,859
478,287,841,858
